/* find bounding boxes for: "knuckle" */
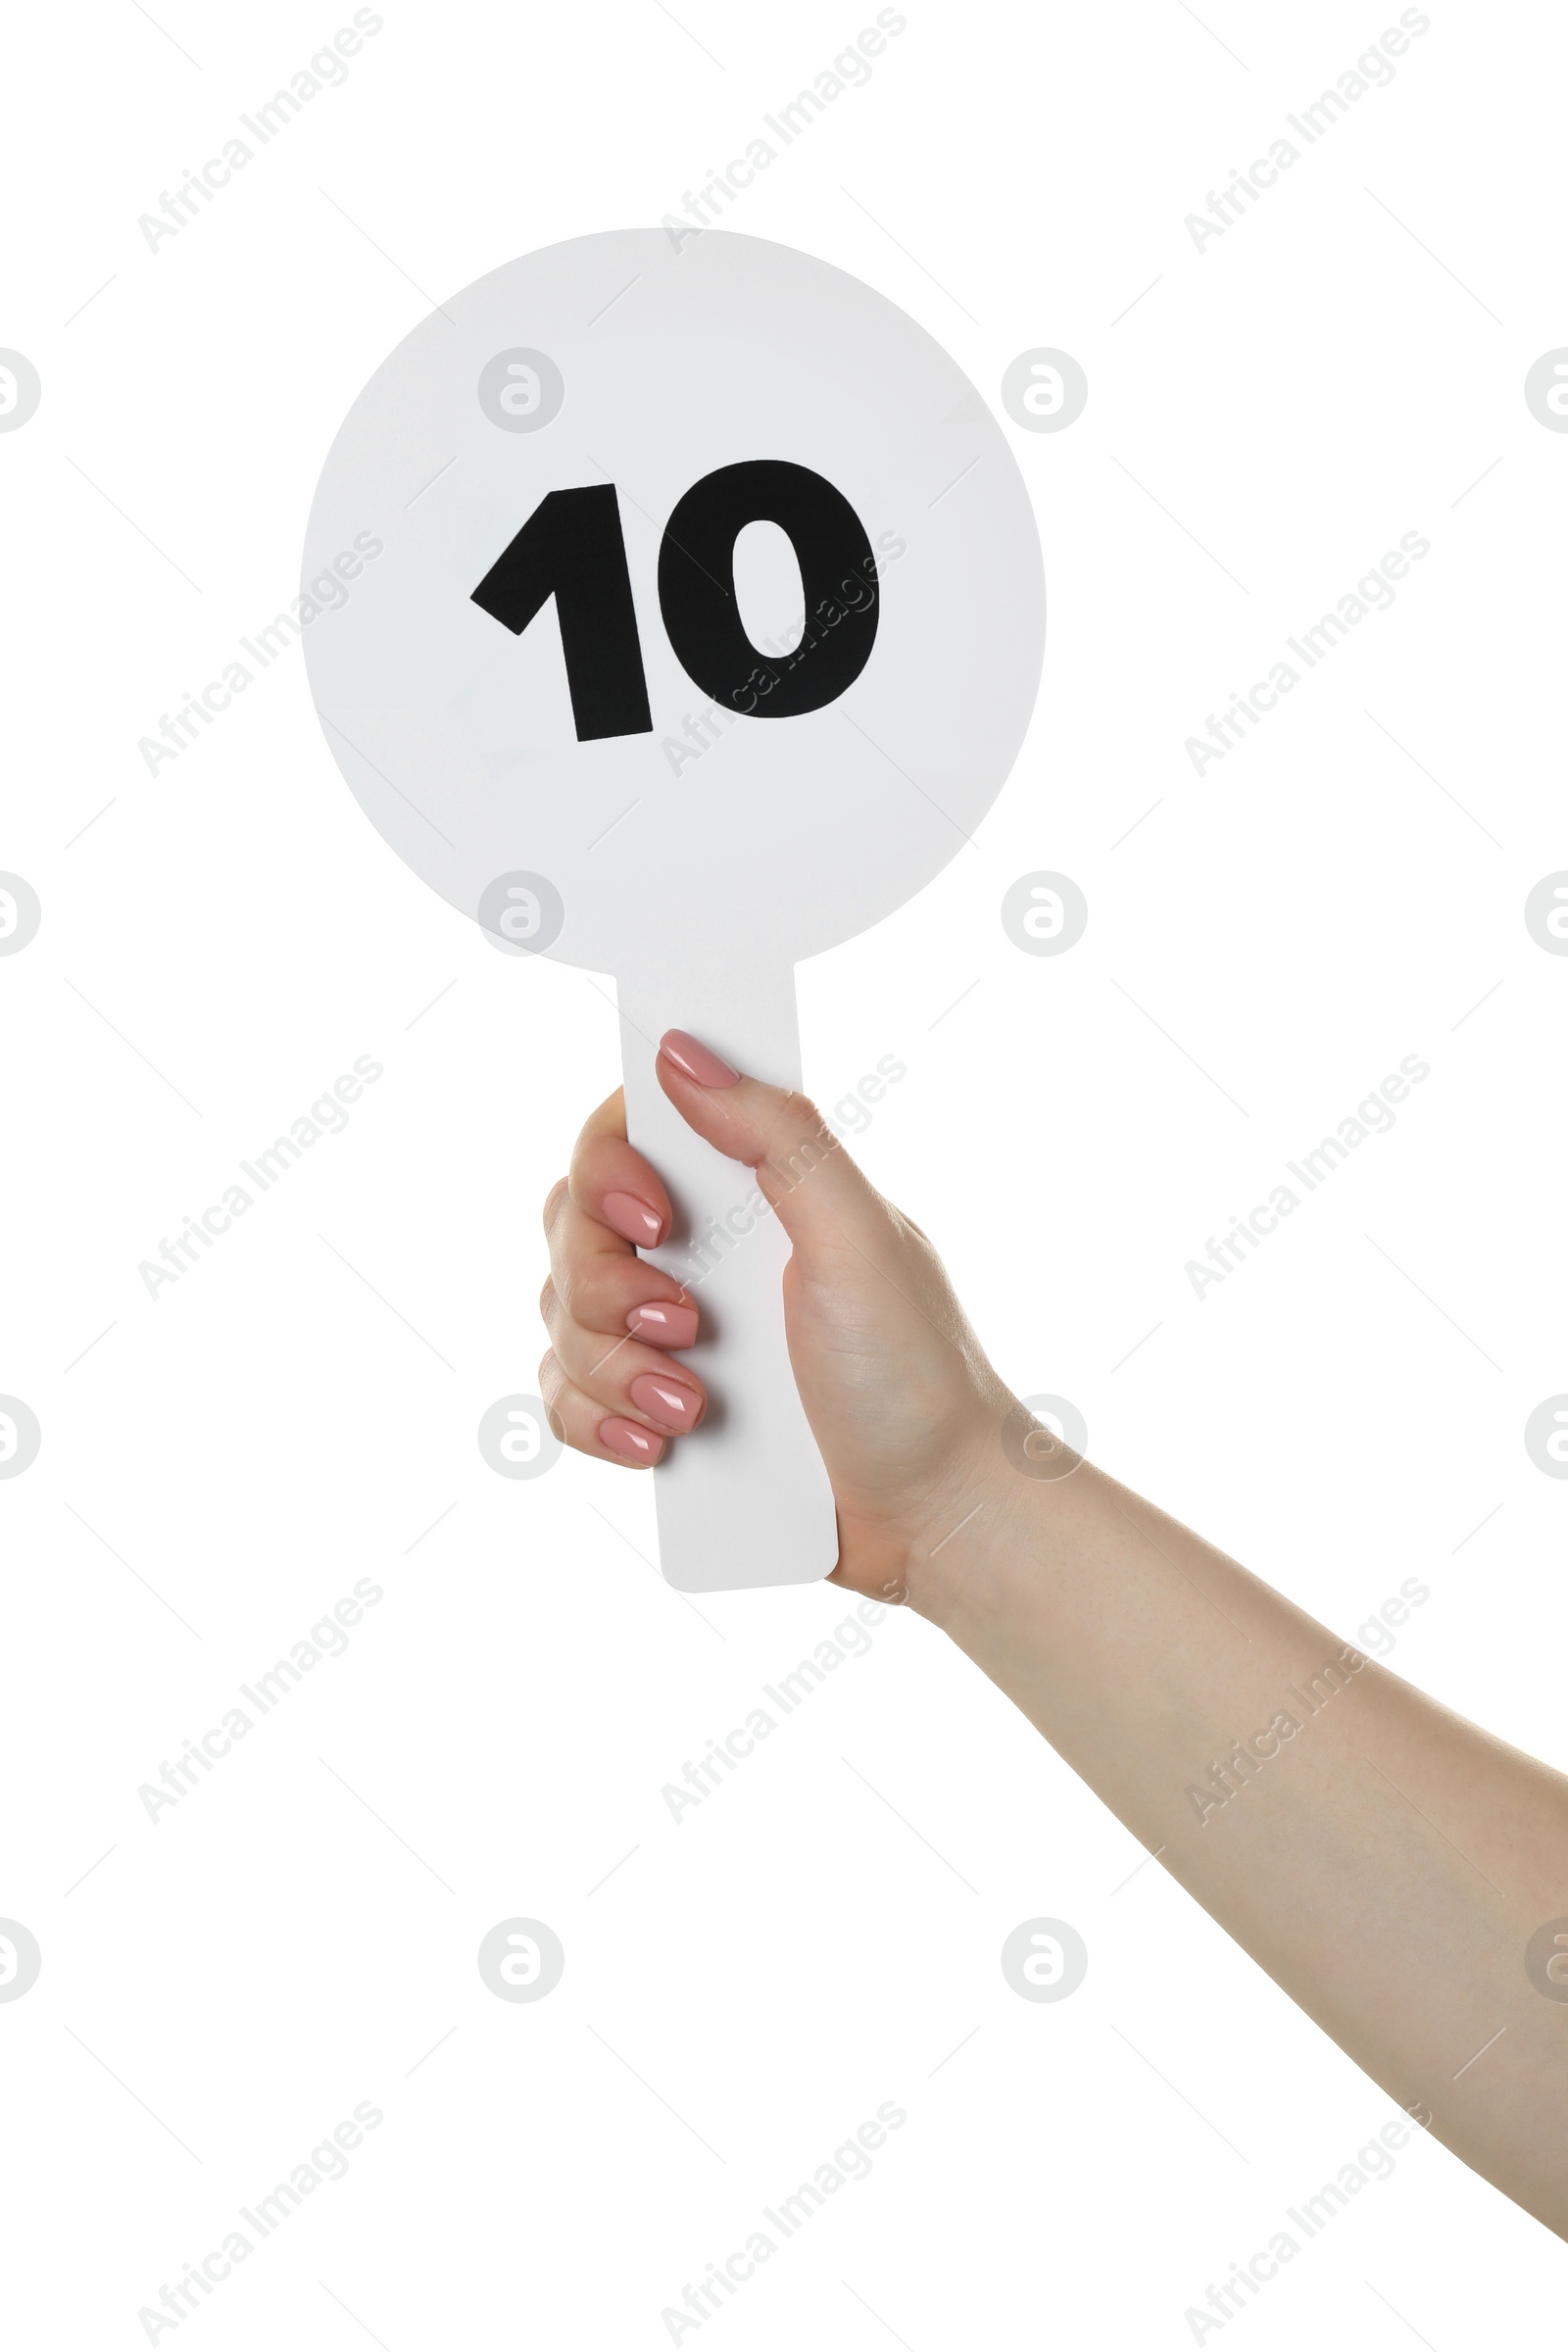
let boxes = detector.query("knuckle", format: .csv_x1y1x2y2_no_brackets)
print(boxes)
553,1259,588,1323
768,1093,840,1185
789,1090,836,1147
541,1177,569,1237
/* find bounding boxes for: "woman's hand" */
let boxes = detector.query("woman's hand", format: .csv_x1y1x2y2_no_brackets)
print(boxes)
540,1032,1568,2241
539,1029,1020,1604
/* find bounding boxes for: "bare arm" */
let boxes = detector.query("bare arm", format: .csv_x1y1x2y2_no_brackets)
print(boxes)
539,1035,1568,2237
921,1453,1568,2235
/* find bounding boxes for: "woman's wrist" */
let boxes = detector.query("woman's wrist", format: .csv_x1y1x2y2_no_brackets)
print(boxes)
899,1392,1054,1633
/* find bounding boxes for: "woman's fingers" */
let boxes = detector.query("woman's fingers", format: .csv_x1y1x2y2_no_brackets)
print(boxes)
541,1084,707,1464
545,1085,697,1346
544,1188,697,1345
656,1028,880,1248
538,1350,669,1467
564,1086,673,1246
539,1284,706,1432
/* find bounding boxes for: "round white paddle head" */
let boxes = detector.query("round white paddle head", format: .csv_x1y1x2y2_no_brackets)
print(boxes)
302,228,1045,980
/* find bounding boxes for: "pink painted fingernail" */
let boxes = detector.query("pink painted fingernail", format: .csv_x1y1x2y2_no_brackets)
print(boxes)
629,1373,704,1431
660,1029,741,1089
626,1299,700,1348
603,1190,663,1246
599,1415,663,1463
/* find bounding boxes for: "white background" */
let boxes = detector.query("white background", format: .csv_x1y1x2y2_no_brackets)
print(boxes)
3,0,1566,2343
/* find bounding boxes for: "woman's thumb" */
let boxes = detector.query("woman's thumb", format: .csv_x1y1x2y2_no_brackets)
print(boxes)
655,1029,877,1249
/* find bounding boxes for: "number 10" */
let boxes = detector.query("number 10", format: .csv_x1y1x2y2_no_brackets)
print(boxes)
469,458,881,742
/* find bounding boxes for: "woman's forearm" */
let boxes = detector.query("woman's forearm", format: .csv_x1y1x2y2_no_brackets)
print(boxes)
912,1453,1568,2236
544,1053,1568,2241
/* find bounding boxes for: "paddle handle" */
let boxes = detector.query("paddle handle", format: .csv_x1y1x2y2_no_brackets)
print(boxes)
616,973,838,1592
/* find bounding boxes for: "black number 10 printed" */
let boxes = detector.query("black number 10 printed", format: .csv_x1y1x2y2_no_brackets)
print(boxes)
469,459,880,742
